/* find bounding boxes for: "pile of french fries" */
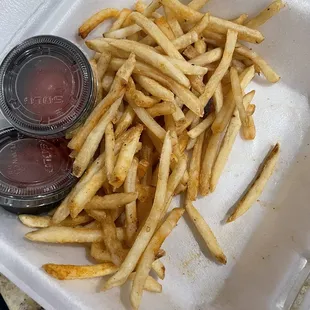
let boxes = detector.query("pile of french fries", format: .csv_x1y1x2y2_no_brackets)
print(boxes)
19,0,284,308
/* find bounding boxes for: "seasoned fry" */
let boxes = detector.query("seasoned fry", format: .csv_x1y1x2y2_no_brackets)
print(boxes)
211,65,255,133
104,24,142,39
188,132,205,201
235,44,280,83
25,227,107,243
187,112,215,139
19,213,92,228
189,47,223,66
104,132,172,289
230,67,249,129
85,193,138,210
245,0,285,29
133,74,174,101
43,263,118,280
126,94,166,141
210,91,255,192
73,96,123,177
124,158,139,245
185,201,226,264
199,132,222,196
199,30,238,109
147,102,176,117
115,107,135,138
165,57,208,75
68,53,136,151
151,259,165,279
97,51,111,82
79,8,119,38
104,122,115,182
131,208,184,309
110,125,143,188
227,143,280,222
208,16,264,43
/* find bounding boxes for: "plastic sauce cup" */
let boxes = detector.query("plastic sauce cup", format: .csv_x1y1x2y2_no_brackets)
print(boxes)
0,35,95,138
0,127,76,214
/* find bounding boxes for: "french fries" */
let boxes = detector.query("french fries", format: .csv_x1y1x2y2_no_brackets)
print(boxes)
131,208,184,309
227,143,280,222
78,8,119,38
185,201,226,264
24,1,284,307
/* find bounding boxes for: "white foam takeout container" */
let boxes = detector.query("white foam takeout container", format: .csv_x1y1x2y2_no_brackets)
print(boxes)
1,0,310,309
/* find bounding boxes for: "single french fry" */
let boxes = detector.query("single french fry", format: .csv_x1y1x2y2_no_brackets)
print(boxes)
230,67,249,128
151,259,165,279
227,143,280,222
235,44,280,83
19,213,92,228
104,131,172,290
133,74,174,102
208,16,264,43
210,91,255,191
199,30,238,109
213,82,224,113
185,201,226,264
104,24,142,39
68,53,136,151
245,0,285,29
25,227,107,243
110,125,143,188
187,112,215,139
189,47,223,66
104,122,116,182
199,132,222,196
124,158,139,245
211,65,255,134
131,208,184,309
43,263,118,280
164,6,183,38
109,8,132,32
194,40,207,54
97,51,112,82
231,13,248,25
69,168,107,218
85,193,138,210
79,8,119,39
147,102,176,117
73,96,123,177
188,132,205,201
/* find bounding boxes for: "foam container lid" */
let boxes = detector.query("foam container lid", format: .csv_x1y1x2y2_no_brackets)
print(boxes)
1,0,310,309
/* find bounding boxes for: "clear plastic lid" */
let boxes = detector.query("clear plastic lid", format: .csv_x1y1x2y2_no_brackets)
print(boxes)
0,127,76,212
0,35,95,138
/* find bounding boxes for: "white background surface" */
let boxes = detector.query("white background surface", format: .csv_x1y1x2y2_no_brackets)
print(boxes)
1,0,310,309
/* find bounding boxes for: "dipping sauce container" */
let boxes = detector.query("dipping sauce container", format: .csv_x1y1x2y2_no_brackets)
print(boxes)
0,35,95,138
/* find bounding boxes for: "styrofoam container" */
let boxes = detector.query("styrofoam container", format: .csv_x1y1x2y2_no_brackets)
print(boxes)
1,0,310,309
